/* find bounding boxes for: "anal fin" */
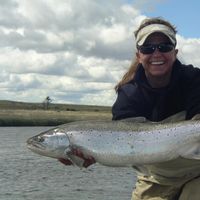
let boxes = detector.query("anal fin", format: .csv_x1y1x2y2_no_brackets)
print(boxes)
181,144,200,160
132,165,150,175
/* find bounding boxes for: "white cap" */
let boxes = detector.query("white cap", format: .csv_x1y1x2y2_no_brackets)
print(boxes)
135,24,176,46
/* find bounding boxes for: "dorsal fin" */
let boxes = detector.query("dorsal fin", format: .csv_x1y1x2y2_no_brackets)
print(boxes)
161,111,186,123
191,114,200,120
120,117,148,123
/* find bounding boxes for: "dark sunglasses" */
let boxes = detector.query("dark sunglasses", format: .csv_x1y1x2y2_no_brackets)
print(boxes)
137,43,175,55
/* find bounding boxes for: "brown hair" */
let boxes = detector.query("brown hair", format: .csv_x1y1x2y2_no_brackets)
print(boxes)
114,17,177,91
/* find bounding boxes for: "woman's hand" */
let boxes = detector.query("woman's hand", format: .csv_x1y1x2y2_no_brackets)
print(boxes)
58,149,96,168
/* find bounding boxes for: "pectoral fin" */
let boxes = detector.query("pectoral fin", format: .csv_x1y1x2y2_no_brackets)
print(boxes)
161,111,186,123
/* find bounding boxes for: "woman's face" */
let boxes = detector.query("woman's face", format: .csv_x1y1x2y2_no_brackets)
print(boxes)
136,32,178,79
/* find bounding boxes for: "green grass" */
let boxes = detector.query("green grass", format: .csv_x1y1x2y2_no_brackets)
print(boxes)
0,100,112,126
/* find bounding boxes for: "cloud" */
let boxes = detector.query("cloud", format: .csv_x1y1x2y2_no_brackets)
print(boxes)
0,0,199,106
176,35,200,67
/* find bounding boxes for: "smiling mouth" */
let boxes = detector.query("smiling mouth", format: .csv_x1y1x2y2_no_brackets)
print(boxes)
150,61,165,65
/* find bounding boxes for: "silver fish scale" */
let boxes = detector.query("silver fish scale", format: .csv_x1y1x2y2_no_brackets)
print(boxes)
56,120,200,166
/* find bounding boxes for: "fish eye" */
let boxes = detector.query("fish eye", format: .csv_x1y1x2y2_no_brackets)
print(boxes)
37,136,44,142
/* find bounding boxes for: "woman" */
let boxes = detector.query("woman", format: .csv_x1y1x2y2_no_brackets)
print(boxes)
112,17,200,200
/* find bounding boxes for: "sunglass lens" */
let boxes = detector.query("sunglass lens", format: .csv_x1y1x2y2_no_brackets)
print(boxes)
139,45,155,54
158,44,174,52
138,43,174,54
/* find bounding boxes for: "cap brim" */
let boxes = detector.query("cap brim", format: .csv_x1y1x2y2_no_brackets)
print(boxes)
136,24,176,46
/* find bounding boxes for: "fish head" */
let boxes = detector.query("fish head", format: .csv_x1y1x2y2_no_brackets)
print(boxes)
27,128,70,159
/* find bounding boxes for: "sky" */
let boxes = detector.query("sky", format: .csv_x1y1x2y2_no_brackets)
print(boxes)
0,0,200,106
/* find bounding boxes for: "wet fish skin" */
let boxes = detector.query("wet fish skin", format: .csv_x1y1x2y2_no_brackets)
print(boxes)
26,118,200,168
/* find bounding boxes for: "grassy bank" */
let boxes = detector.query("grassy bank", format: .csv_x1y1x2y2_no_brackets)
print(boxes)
0,101,112,126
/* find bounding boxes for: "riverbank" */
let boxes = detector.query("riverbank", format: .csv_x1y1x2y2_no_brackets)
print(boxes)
0,101,112,126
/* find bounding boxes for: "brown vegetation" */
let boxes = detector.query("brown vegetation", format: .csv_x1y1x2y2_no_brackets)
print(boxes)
0,101,112,126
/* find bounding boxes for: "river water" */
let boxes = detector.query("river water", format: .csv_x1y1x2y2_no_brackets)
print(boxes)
0,127,137,200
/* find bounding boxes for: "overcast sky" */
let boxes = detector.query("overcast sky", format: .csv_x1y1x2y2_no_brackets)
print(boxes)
0,0,200,106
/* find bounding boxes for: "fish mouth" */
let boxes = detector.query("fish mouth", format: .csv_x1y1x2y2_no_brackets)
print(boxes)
26,139,51,158
27,142,45,150
26,137,46,151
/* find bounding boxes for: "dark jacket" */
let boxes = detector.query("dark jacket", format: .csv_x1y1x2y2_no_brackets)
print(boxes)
112,59,200,121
